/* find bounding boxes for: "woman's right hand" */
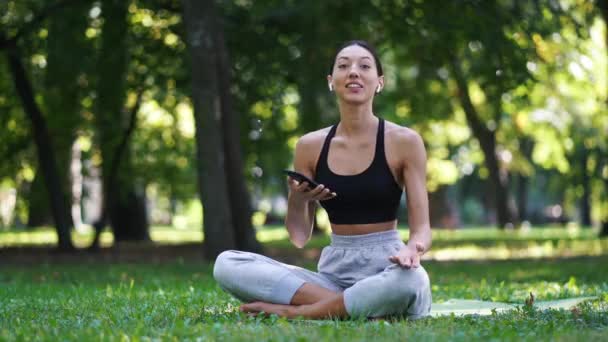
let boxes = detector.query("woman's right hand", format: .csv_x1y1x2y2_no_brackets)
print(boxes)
287,178,337,204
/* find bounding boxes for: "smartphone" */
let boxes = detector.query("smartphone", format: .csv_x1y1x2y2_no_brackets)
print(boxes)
283,170,320,190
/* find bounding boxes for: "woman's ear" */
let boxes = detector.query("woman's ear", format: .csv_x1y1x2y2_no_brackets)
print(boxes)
376,76,385,93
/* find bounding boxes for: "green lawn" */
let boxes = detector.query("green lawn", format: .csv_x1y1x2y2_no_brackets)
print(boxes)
1,226,607,340
2,224,606,260
1,256,607,340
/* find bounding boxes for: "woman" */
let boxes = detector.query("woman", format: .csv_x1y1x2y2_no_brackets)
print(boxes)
213,40,432,319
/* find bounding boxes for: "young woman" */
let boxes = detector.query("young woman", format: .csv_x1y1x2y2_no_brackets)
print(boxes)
213,40,432,319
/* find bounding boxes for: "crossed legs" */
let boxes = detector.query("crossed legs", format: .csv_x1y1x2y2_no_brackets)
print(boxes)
240,282,348,319
213,250,431,320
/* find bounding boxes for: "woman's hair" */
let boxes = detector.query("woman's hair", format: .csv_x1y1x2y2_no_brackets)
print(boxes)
328,40,384,76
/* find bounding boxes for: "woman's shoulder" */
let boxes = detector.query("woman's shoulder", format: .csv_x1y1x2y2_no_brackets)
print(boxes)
296,126,333,149
294,126,334,171
384,119,423,146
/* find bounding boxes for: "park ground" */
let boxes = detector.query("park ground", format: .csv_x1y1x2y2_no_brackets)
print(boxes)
1,225,607,341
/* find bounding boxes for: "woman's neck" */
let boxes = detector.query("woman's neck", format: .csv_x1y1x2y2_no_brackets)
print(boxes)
337,101,376,136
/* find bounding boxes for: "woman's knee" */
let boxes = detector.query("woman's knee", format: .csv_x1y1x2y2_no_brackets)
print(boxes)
213,250,241,286
344,266,431,318
392,266,430,296
391,266,431,316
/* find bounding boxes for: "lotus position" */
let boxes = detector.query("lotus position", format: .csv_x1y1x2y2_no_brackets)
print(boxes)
213,40,432,319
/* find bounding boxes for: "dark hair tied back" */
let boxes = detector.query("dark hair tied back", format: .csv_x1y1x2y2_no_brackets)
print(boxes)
329,40,384,76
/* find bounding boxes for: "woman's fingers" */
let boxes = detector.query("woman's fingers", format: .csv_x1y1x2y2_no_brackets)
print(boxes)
287,179,337,201
389,254,407,267
287,178,304,191
319,192,337,201
388,253,419,269
313,187,337,201
306,185,336,200
296,180,311,192
411,254,420,268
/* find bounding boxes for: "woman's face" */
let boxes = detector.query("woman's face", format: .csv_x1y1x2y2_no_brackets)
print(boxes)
328,45,384,105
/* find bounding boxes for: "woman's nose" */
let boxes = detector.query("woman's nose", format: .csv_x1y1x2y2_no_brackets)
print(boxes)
348,66,360,78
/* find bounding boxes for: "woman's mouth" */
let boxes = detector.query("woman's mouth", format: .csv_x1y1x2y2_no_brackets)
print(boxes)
345,82,363,88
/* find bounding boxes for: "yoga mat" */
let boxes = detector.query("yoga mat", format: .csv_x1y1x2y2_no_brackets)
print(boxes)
430,296,597,317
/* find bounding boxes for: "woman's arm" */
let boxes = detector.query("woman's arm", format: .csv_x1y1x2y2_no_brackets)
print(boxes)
284,135,335,248
402,131,431,253
389,129,431,268
285,185,317,248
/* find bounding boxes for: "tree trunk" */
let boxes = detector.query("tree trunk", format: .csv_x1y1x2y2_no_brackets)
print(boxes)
214,11,262,253
26,172,53,227
182,0,237,259
70,141,84,229
580,148,592,227
601,157,608,237
89,90,145,249
6,46,74,250
43,1,89,230
95,0,149,242
109,189,149,241
429,186,459,228
297,22,326,236
449,58,516,228
598,0,608,237
300,77,323,237
601,179,608,237
516,174,529,222
516,137,534,222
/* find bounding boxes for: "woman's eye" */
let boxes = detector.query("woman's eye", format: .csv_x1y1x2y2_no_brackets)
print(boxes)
338,64,347,69
361,64,371,69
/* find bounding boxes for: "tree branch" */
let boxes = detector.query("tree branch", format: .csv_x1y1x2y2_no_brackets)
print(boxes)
0,0,91,50
448,56,491,141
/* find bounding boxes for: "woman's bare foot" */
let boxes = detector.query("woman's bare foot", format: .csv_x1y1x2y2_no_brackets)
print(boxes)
239,293,347,320
240,302,296,318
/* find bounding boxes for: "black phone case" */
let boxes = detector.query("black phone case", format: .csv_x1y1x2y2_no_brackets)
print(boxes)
283,170,319,189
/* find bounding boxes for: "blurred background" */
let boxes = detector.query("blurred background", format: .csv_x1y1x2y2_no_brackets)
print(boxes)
1,0,607,260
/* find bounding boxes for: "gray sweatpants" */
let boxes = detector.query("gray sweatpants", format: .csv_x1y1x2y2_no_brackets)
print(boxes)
213,230,431,319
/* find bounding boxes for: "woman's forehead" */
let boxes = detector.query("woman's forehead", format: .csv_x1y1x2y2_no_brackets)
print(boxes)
336,45,374,61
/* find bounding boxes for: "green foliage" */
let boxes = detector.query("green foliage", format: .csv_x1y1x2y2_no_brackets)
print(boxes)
1,0,607,231
0,255,606,340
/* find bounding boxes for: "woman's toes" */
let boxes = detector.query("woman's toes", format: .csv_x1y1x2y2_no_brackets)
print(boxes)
240,302,264,312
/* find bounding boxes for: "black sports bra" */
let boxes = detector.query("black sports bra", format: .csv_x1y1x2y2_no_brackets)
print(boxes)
315,118,403,224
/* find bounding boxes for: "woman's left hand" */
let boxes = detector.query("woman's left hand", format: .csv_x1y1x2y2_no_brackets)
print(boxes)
388,242,425,268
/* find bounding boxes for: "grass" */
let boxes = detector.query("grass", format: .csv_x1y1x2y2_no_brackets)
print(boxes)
1,257,607,341
261,225,608,260
1,226,607,340
3,225,608,263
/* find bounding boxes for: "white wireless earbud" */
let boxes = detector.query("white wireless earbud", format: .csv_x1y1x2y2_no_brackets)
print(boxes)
329,84,333,91
376,86,381,94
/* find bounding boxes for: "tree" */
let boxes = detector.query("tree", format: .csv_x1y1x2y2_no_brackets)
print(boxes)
373,0,587,228
214,13,262,253
182,0,261,259
94,0,149,243
41,1,90,229
3,41,75,250
1,1,79,250
596,0,608,236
